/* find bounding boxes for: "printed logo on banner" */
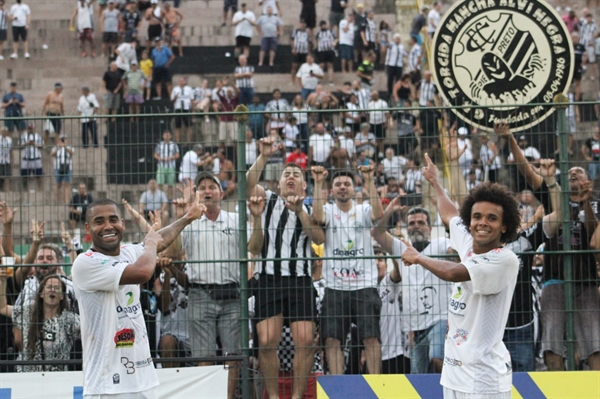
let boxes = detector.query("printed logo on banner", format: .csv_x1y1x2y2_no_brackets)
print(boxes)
432,0,573,132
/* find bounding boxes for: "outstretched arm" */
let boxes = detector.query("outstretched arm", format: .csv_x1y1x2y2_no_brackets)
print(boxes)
495,122,542,190
422,153,458,228
156,191,207,253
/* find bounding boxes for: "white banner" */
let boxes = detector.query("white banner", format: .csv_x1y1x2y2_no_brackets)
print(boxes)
0,366,228,399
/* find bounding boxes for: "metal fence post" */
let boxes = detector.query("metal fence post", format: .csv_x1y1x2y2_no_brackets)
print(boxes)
234,104,250,398
554,94,575,370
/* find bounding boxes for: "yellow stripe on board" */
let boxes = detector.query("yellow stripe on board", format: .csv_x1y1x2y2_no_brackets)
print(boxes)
511,385,524,399
529,371,600,399
364,375,422,399
316,382,330,399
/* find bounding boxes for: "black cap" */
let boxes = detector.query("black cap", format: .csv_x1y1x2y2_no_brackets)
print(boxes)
194,171,221,190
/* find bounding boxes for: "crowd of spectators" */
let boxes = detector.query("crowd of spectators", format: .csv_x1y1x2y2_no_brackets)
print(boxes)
1,1,600,398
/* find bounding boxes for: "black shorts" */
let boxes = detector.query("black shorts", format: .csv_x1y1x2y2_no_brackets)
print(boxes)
316,50,335,64
236,35,251,47
102,32,118,44
223,0,238,12
371,123,386,140
174,111,191,128
148,24,162,41
69,212,82,222
293,52,307,64
301,9,316,29
0,29,7,42
12,26,27,41
320,288,381,343
573,67,583,81
153,66,172,83
410,69,421,85
0,164,11,177
254,275,316,323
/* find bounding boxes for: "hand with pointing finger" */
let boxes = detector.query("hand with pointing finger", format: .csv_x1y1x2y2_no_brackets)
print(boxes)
422,153,440,185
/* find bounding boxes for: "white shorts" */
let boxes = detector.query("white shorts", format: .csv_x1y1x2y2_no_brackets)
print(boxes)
443,387,511,399
218,121,237,144
86,388,157,399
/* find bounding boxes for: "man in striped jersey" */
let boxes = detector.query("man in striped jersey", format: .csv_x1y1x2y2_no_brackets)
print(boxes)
385,34,406,99
315,20,338,86
154,130,180,198
407,35,422,85
0,1,7,60
290,19,310,86
234,54,255,105
0,128,12,192
359,10,376,61
247,136,325,399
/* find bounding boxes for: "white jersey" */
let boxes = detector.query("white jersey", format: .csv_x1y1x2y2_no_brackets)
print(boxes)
441,217,518,395
72,244,159,396
323,202,377,290
392,237,452,332
378,273,403,360
181,210,244,285
178,150,199,182
159,266,189,343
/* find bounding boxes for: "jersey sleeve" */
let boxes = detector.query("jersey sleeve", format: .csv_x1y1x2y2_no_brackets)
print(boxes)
391,235,407,257
72,251,131,292
466,248,519,295
449,216,472,261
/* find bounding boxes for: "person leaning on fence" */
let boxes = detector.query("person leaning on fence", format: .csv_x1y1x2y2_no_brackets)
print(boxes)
172,173,263,399
71,196,207,398
311,165,384,375
400,151,521,398
542,165,600,371
246,136,325,399
371,201,453,374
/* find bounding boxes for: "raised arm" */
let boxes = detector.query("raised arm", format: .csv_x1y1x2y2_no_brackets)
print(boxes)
247,196,265,255
539,159,562,238
311,166,329,225
17,221,45,287
401,237,470,282
155,190,207,253
371,195,404,256
360,164,383,222
422,153,458,228
246,136,279,197
495,122,542,190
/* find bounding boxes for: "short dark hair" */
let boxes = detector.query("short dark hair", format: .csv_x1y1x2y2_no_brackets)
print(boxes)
331,170,355,184
86,198,121,224
38,243,64,263
459,182,520,244
272,88,280,94
407,207,431,226
282,162,305,178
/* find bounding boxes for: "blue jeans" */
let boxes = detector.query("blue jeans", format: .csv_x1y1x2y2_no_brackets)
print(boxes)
503,323,535,372
588,162,600,181
410,319,446,374
298,123,309,153
301,87,314,101
239,87,254,106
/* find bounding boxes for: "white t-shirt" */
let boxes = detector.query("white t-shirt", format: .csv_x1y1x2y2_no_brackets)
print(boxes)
323,202,377,290
367,99,389,125
232,10,256,38
283,123,299,149
181,210,244,285
296,63,324,90
259,0,278,15
427,8,440,34
338,19,354,46
440,216,518,394
72,244,159,396
115,43,138,72
10,3,30,27
507,146,541,162
78,93,99,122
178,150,199,181
309,133,334,163
378,273,404,360
382,156,407,181
338,136,355,160
171,85,194,111
392,236,452,331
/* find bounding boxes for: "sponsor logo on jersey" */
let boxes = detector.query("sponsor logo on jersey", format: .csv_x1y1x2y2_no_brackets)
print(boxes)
114,328,135,348
116,301,142,317
452,328,469,345
112,373,120,384
452,286,463,299
450,298,467,311
126,291,134,306
431,0,572,133
444,356,463,367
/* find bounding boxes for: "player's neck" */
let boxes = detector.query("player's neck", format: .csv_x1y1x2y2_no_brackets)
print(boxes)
335,199,353,212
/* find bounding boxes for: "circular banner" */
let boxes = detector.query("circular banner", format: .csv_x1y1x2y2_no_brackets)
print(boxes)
431,0,573,132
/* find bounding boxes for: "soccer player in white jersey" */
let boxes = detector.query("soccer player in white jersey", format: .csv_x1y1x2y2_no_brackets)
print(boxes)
400,153,521,399
371,198,453,374
72,196,206,398
246,136,325,399
311,165,384,375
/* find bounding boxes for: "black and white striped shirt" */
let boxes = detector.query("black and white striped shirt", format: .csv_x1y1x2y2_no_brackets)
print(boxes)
291,28,310,54
0,9,7,30
155,141,180,169
581,20,597,47
362,19,376,43
53,146,74,171
316,29,336,52
352,89,370,109
0,136,11,165
408,43,422,72
19,133,43,160
260,190,312,277
234,65,255,88
418,80,437,106
403,169,422,194
385,43,406,67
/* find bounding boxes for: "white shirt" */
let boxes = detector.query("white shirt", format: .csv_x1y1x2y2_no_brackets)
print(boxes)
283,123,299,149
259,0,278,15
385,42,406,67
245,139,257,165
507,146,541,162
76,2,93,31
292,105,309,125
77,93,99,123
378,273,404,360
10,3,30,27
382,156,407,181
441,217,518,394
178,150,199,181
338,136,355,160
457,137,473,172
427,8,440,34
323,202,376,290
367,99,389,125
232,10,256,38
309,133,334,163
72,244,159,396
171,85,194,110
296,62,324,90
181,210,244,285
0,136,11,164
392,237,452,331
115,43,138,72
338,19,354,46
